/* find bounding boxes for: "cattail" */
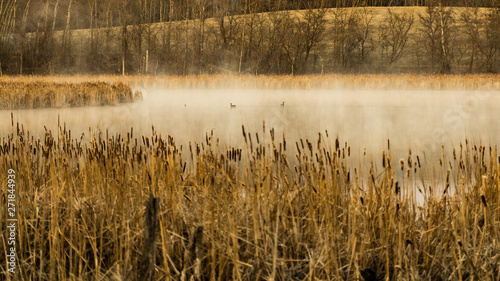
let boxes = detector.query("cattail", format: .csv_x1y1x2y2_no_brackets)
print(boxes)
242,125,247,143
249,134,253,153
399,159,404,171
481,195,487,207
443,170,450,195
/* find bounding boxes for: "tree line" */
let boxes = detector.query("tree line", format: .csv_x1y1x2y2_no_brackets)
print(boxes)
0,0,500,75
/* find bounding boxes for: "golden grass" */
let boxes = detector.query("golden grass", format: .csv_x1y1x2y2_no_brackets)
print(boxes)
124,74,500,90
1,121,499,280
0,79,142,109
3,74,499,91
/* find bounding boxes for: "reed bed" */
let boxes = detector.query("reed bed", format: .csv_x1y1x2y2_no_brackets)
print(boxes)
124,74,500,90
1,120,499,281
0,80,142,109
3,74,500,91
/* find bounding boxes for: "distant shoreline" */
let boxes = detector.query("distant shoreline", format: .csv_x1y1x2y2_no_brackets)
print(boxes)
1,74,499,91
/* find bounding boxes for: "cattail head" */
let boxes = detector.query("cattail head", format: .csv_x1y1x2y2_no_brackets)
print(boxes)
242,125,247,143
481,195,487,207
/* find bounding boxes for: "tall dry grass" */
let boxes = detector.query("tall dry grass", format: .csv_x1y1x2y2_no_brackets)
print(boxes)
128,74,500,90
0,120,499,280
0,79,142,109
3,74,499,91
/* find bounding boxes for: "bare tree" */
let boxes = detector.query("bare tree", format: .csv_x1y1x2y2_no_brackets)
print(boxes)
0,0,17,75
417,0,455,73
457,6,500,72
61,0,73,70
19,0,30,74
121,0,129,75
184,0,189,74
280,12,304,74
278,7,327,74
484,7,500,72
356,7,375,67
330,7,374,72
210,0,244,73
301,7,328,72
379,8,414,68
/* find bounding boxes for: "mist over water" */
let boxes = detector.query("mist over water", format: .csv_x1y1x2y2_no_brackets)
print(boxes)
2,87,499,165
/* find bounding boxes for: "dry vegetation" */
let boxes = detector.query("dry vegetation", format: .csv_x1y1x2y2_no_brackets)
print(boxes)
3,74,500,91
119,73,500,90
1,120,499,280
0,79,142,109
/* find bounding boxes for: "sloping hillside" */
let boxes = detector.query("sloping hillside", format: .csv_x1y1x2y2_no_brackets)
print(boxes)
2,6,500,75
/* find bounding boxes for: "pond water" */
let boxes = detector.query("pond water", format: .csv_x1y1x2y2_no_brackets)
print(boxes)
2,88,498,157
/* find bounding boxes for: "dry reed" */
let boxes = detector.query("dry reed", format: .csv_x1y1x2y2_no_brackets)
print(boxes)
0,80,142,109
0,120,499,280
3,74,500,91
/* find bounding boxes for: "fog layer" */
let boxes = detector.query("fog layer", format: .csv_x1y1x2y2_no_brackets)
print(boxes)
2,88,498,162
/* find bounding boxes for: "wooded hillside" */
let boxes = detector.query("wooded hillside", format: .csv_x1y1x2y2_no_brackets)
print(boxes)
1,0,499,75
